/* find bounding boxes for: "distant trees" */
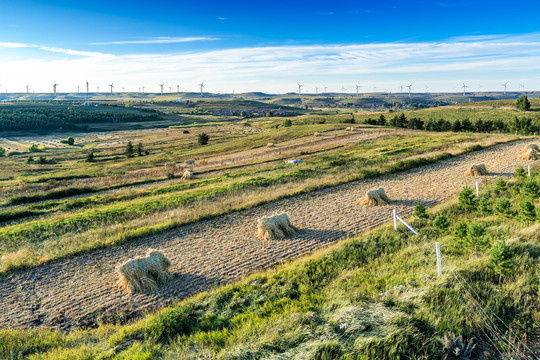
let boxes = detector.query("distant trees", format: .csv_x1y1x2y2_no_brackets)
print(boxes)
29,144,40,153
516,95,531,111
61,136,75,145
198,133,210,146
0,147,5,157
125,141,135,158
85,149,95,162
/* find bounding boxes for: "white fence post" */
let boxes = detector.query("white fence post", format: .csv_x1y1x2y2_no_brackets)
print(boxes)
475,181,479,197
528,165,531,177
436,242,442,276
393,209,397,230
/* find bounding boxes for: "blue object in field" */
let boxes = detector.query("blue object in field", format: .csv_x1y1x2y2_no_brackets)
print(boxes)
286,159,303,164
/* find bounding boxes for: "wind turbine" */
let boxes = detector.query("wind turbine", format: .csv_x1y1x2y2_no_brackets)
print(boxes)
355,83,362,96
405,83,413,98
341,86,347,94
324,86,328,93
520,84,525,91
52,82,58,95
424,85,430,93
97,86,99,93
109,82,114,94
296,82,303,95
501,82,508,95
142,86,145,93
26,85,30,94
198,81,205,96
159,83,164,95
177,84,180,93
461,82,469,96
169,86,171,93
77,85,80,93
315,87,319,94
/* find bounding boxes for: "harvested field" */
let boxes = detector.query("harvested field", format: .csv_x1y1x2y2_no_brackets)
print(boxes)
0,139,534,330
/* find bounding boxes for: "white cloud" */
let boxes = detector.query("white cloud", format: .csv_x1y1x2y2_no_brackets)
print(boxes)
91,37,220,45
1,33,540,93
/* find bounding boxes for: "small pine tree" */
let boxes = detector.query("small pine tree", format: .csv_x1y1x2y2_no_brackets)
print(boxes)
510,184,521,196
494,198,514,217
495,178,507,193
282,119,292,127
478,197,492,215
37,156,47,164
125,141,135,158
453,221,468,248
413,202,429,218
488,240,515,284
458,187,477,212
26,155,34,163
137,142,144,156
67,136,75,145
516,95,531,111
433,213,450,231
198,133,210,145
86,149,94,162
514,166,526,179
0,147,5,157
465,222,489,258
518,200,536,223
523,179,540,198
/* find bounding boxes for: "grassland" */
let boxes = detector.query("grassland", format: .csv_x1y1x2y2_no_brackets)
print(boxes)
1,163,538,359
0,120,502,273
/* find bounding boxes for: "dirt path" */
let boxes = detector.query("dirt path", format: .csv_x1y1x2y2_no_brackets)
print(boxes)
0,139,532,330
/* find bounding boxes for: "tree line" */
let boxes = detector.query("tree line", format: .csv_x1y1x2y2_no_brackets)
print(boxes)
364,113,540,134
0,108,161,131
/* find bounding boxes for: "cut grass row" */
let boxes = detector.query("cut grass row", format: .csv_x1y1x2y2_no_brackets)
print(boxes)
1,165,537,359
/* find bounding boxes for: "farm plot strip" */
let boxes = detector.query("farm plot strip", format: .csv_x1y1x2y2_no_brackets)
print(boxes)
0,139,532,330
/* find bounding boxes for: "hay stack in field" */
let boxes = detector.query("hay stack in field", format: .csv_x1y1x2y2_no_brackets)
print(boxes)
267,143,276,148
313,132,320,137
257,213,298,241
181,169,192,180
116,249,172,294
522,144,540,153
358,188,392,207
346,127,354,132
519,148,540,160
464,164,488,176
184,159,195,166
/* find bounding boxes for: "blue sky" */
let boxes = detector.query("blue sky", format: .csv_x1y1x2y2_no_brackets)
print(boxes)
1,0,540,93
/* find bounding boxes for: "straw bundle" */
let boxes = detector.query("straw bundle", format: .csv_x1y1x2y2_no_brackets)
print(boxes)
116,249,172,294
519,148,540,160
464,164,488,176
181,169,192,180
358,188,392,206
257,213,298,240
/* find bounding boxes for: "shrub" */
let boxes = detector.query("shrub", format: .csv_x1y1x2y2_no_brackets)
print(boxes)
516,95,531,111
515,166,526,179
453,222,468,248
137,142,145,156
458,187,477,212
183,130,190,134
488,240,515,284
478,198,492,215
413,202,429,219
67,136,75,145
29,144,40,152
495,178,507,193
494,198,513,217
465,222,489,258
433,214,450,231
518,200,536,223
85,150,94,162
523,179,540,198
37,156,48,164
26,156,34,163
282,119,292,127
0,147,5,157
198,133,210,145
